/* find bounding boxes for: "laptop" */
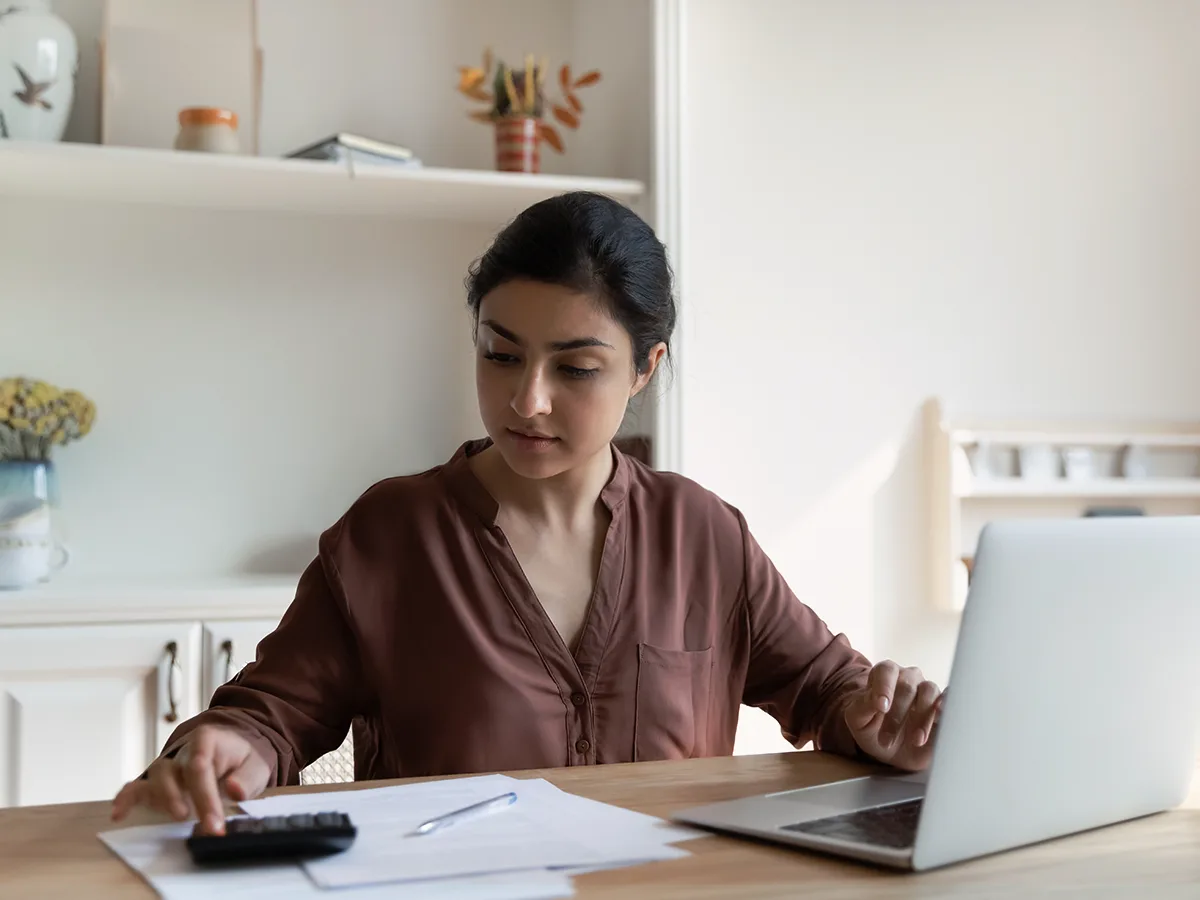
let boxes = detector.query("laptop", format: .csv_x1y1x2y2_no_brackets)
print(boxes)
672,515,1200,871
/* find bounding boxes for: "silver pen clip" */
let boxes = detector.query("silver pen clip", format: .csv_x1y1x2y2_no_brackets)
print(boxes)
407,791,518,837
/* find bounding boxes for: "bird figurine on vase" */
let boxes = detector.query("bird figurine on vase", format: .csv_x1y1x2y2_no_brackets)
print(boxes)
0,1,78,141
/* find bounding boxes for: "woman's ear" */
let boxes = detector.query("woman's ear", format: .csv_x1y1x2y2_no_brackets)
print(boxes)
630,343,667,397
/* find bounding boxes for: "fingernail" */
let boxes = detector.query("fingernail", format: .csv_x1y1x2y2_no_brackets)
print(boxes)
208,815,225,834
877,696,890,713
915,730,927,746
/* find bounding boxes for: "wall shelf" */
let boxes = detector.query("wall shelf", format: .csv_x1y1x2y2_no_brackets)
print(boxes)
925,398,1200,612
0,140,646,224
958,478,1200,499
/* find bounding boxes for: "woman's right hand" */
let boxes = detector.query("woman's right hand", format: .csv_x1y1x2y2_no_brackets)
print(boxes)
110,724,272,835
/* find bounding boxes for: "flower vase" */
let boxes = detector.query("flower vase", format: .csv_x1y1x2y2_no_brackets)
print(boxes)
0,0,78,142
494,116,540,173
0,459,59,506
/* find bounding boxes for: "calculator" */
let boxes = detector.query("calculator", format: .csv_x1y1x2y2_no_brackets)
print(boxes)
185,812,357,865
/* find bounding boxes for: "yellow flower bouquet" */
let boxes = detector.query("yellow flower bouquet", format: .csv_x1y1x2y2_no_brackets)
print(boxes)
0,377,96,462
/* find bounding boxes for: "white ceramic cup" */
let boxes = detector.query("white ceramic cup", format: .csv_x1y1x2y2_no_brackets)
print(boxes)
0,534,69,589
1019,444,1060,481
0,497,51,537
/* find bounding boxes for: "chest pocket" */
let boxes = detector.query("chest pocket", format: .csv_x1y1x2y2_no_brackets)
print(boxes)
633,643,713,762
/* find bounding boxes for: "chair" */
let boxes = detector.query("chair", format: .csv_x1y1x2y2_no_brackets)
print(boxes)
300,730,355,785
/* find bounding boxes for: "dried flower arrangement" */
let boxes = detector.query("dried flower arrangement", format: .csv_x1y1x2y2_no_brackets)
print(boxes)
456,47,601,154
0,377,95,462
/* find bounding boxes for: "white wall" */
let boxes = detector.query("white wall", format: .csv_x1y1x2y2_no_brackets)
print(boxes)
684,1,1200,752
2,199,493,578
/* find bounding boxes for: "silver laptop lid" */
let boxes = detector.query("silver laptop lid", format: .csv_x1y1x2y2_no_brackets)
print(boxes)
913,516,1200,870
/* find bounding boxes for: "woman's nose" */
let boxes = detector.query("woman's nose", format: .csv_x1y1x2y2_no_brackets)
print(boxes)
511,369,552,419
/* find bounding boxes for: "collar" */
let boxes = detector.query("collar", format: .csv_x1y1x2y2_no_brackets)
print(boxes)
443,438,631,528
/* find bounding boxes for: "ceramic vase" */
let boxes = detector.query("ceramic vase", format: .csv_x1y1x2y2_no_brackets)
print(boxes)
0,0,78,142
0,459,57,505
494,116,540,173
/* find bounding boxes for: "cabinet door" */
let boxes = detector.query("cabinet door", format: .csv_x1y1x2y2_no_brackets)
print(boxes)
201,618,280,705
0,621,201,808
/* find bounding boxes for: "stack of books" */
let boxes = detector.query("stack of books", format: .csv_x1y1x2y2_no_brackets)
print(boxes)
286,133,422,169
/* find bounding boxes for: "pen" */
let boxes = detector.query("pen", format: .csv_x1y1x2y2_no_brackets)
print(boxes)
408,791,518,837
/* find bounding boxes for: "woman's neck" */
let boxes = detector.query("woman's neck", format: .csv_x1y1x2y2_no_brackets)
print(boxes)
472,441,614,530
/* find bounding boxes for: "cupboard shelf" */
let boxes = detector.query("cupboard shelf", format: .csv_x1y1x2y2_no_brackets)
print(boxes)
925,398,1200,613
958,478,1200,499
951,429,1200,449
0,140,646,224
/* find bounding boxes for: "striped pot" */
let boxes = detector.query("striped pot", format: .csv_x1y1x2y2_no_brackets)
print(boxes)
494,116,540,173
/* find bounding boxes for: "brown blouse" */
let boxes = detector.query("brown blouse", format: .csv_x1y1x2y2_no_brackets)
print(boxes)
160,440,873,785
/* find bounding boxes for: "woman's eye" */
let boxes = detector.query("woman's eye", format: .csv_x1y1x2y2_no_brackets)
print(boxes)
561,365,599,379
484,352,518,365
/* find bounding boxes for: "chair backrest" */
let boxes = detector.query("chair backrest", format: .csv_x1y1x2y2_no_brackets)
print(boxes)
299,730,355,785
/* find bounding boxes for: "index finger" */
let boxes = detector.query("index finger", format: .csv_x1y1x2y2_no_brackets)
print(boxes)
180,737,227,835
868,661,900,714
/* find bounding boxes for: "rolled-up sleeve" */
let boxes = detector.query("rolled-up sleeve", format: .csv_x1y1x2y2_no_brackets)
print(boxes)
737,510,872,757
156,518,370,786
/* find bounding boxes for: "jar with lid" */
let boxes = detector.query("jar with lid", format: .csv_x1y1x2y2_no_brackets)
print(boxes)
174,107,240,154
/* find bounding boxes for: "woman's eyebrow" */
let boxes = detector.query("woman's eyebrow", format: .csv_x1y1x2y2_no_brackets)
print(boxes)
550,337,614,351
482,320,614,351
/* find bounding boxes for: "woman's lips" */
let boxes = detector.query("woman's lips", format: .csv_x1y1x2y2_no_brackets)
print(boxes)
507,429,560,451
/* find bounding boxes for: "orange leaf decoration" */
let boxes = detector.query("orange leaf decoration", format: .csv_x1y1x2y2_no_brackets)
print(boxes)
457,67,486,92
465,86,492,102
553,105,580,129
539,121,565,153
559,64,571,92
467,110,494,123
566,91,582,114
573,70,601,88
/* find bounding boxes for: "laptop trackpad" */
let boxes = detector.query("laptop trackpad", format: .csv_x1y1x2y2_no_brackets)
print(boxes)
765,776,926,822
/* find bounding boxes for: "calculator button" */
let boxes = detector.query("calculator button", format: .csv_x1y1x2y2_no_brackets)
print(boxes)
262,816,287,831
316,812,343,828
288,814,314,829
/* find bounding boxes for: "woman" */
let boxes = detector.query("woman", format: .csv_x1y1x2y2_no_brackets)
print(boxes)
112,191,942,836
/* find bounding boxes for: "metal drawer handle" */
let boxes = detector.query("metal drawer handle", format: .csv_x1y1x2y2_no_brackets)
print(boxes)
220,639,234,684
164,641,182,723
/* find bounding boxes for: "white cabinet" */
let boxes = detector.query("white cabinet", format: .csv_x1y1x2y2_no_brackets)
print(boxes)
0,621,201,808
201,618,279,704
0,578,361,807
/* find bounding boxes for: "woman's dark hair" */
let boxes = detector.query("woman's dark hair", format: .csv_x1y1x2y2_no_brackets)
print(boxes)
466,191,675,374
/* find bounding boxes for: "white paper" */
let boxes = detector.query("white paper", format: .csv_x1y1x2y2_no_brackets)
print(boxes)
246,775,606,888
511,777,706,850
97,820,575,900
238,773,700,890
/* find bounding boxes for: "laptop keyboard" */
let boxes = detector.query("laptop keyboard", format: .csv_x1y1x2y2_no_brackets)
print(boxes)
780,798,922,849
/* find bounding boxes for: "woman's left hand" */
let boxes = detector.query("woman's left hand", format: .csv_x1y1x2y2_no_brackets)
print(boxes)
843,660,944,771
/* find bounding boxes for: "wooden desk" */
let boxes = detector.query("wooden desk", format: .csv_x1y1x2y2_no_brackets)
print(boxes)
1,751,1197,899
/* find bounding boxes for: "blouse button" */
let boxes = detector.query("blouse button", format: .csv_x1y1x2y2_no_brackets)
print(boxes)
570,692,586,707
575,738,591,754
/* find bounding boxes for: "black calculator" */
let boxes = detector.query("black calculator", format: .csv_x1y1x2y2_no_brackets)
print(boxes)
186,812,357,865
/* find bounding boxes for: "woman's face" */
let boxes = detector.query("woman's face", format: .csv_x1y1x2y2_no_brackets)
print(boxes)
474,279,663,480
